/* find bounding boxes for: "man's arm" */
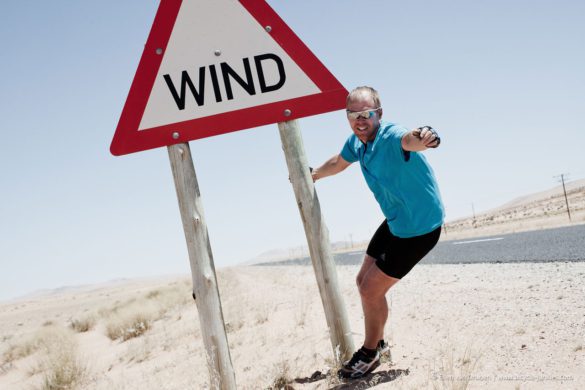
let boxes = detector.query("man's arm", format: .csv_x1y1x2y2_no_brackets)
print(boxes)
312,154,351,182
401,126,441,152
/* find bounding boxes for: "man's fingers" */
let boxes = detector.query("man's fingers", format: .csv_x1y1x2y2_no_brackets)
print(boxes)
426,136,441,148
416,126,440,148
421,132,434,144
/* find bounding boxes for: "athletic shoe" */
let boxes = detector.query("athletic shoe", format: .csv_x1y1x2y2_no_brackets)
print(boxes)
337,348,380,379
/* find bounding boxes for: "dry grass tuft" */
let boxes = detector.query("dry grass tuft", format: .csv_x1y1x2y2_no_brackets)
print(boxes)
295,296,311,327
379,342,393,365
69,314,96,333
225,320,244,333
35,325,86,390
429,342,482,390
1,331,45,369
105,310,153,341
324,345,345,387
146,289,161,299
101,282,191,341
268,360,294,390
39,347,86,390
255,303,271,325
0,325,86,388
125,337,153,364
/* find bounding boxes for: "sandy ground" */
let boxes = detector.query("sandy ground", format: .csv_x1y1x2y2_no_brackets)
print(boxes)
1,261,584,390
2,183,584,389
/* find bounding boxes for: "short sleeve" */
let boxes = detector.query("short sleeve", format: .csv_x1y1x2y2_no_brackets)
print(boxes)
388,125,409,161
340,135,358,163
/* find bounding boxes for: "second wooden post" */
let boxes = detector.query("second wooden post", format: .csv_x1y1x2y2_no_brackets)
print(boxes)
278,119,355,363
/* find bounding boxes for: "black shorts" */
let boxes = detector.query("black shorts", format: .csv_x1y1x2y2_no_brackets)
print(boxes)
366,220,441,279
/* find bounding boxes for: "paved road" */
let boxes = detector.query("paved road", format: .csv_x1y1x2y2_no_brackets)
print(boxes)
422,224,585,264
261,224,585,266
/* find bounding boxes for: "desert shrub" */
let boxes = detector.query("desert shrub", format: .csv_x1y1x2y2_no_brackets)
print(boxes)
0,325,86,388
269,361,293,390
295,297,310,327
69,315,96,333
1,332,45,367
125,337,152,364
35,326,86,390
105,306,156,341
146,289,161,299
101,281,191,341
430,343,482,390
40,344,86,390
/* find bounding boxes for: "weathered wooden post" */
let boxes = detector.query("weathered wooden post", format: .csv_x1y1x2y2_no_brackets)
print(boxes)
168,143,236,390
278,119,355,363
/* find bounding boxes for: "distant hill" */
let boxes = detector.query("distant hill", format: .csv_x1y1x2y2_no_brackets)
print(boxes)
492,178,585,212
243,240,360,266
443,178,585,239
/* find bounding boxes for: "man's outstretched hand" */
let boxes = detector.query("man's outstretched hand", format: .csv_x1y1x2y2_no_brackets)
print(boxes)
413,126,441,148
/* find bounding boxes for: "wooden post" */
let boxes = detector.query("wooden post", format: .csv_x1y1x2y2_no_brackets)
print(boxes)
168,143,236,390
278,119,355,363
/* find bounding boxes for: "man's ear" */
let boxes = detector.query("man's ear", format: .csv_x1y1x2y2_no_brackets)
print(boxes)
378,108,383,119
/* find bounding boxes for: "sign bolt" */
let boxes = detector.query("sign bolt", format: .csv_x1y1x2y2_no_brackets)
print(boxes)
284,109,292,117
155,48,163,55
214,50,222,56
172,132,180,139
265,26,272,33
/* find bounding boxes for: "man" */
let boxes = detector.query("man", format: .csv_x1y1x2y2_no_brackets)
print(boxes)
311,86,444,379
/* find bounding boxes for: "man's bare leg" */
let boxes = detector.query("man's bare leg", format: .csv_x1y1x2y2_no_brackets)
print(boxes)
358,260,399,349
356,255,377,287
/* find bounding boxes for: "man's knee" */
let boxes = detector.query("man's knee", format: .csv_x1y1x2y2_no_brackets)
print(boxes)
357,255,377,287
358,280,385,301
358,272,399,300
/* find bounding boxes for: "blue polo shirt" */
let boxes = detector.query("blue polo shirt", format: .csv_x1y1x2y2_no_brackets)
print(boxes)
340,121,444,237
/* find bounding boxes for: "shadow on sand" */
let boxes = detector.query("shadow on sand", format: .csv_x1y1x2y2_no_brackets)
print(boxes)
293,368,409,389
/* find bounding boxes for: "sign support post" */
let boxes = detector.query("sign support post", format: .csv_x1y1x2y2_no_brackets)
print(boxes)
168,143,237,390
278,119,355,363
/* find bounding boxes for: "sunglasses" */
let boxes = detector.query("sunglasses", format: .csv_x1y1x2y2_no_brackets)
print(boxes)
346,108,380,120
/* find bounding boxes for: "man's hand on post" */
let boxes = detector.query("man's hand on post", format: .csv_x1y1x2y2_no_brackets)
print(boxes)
309,167,317,182
288,166,315,183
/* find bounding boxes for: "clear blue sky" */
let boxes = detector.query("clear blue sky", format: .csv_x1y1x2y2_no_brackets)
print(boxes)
1,0,584,300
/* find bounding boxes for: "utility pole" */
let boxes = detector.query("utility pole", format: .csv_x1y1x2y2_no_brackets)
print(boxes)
554,174,572,221
471,202,476,227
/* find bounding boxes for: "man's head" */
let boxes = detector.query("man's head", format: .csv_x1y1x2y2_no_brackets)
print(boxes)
346,86,383,143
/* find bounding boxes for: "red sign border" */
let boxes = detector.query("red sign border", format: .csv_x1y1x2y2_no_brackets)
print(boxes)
110,0,348,156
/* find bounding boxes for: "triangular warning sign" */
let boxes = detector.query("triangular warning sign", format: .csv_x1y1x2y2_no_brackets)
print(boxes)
111,0,348,156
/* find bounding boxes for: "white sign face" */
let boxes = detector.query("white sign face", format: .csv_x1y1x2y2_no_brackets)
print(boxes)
138,0,320,131
111,0,347,156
